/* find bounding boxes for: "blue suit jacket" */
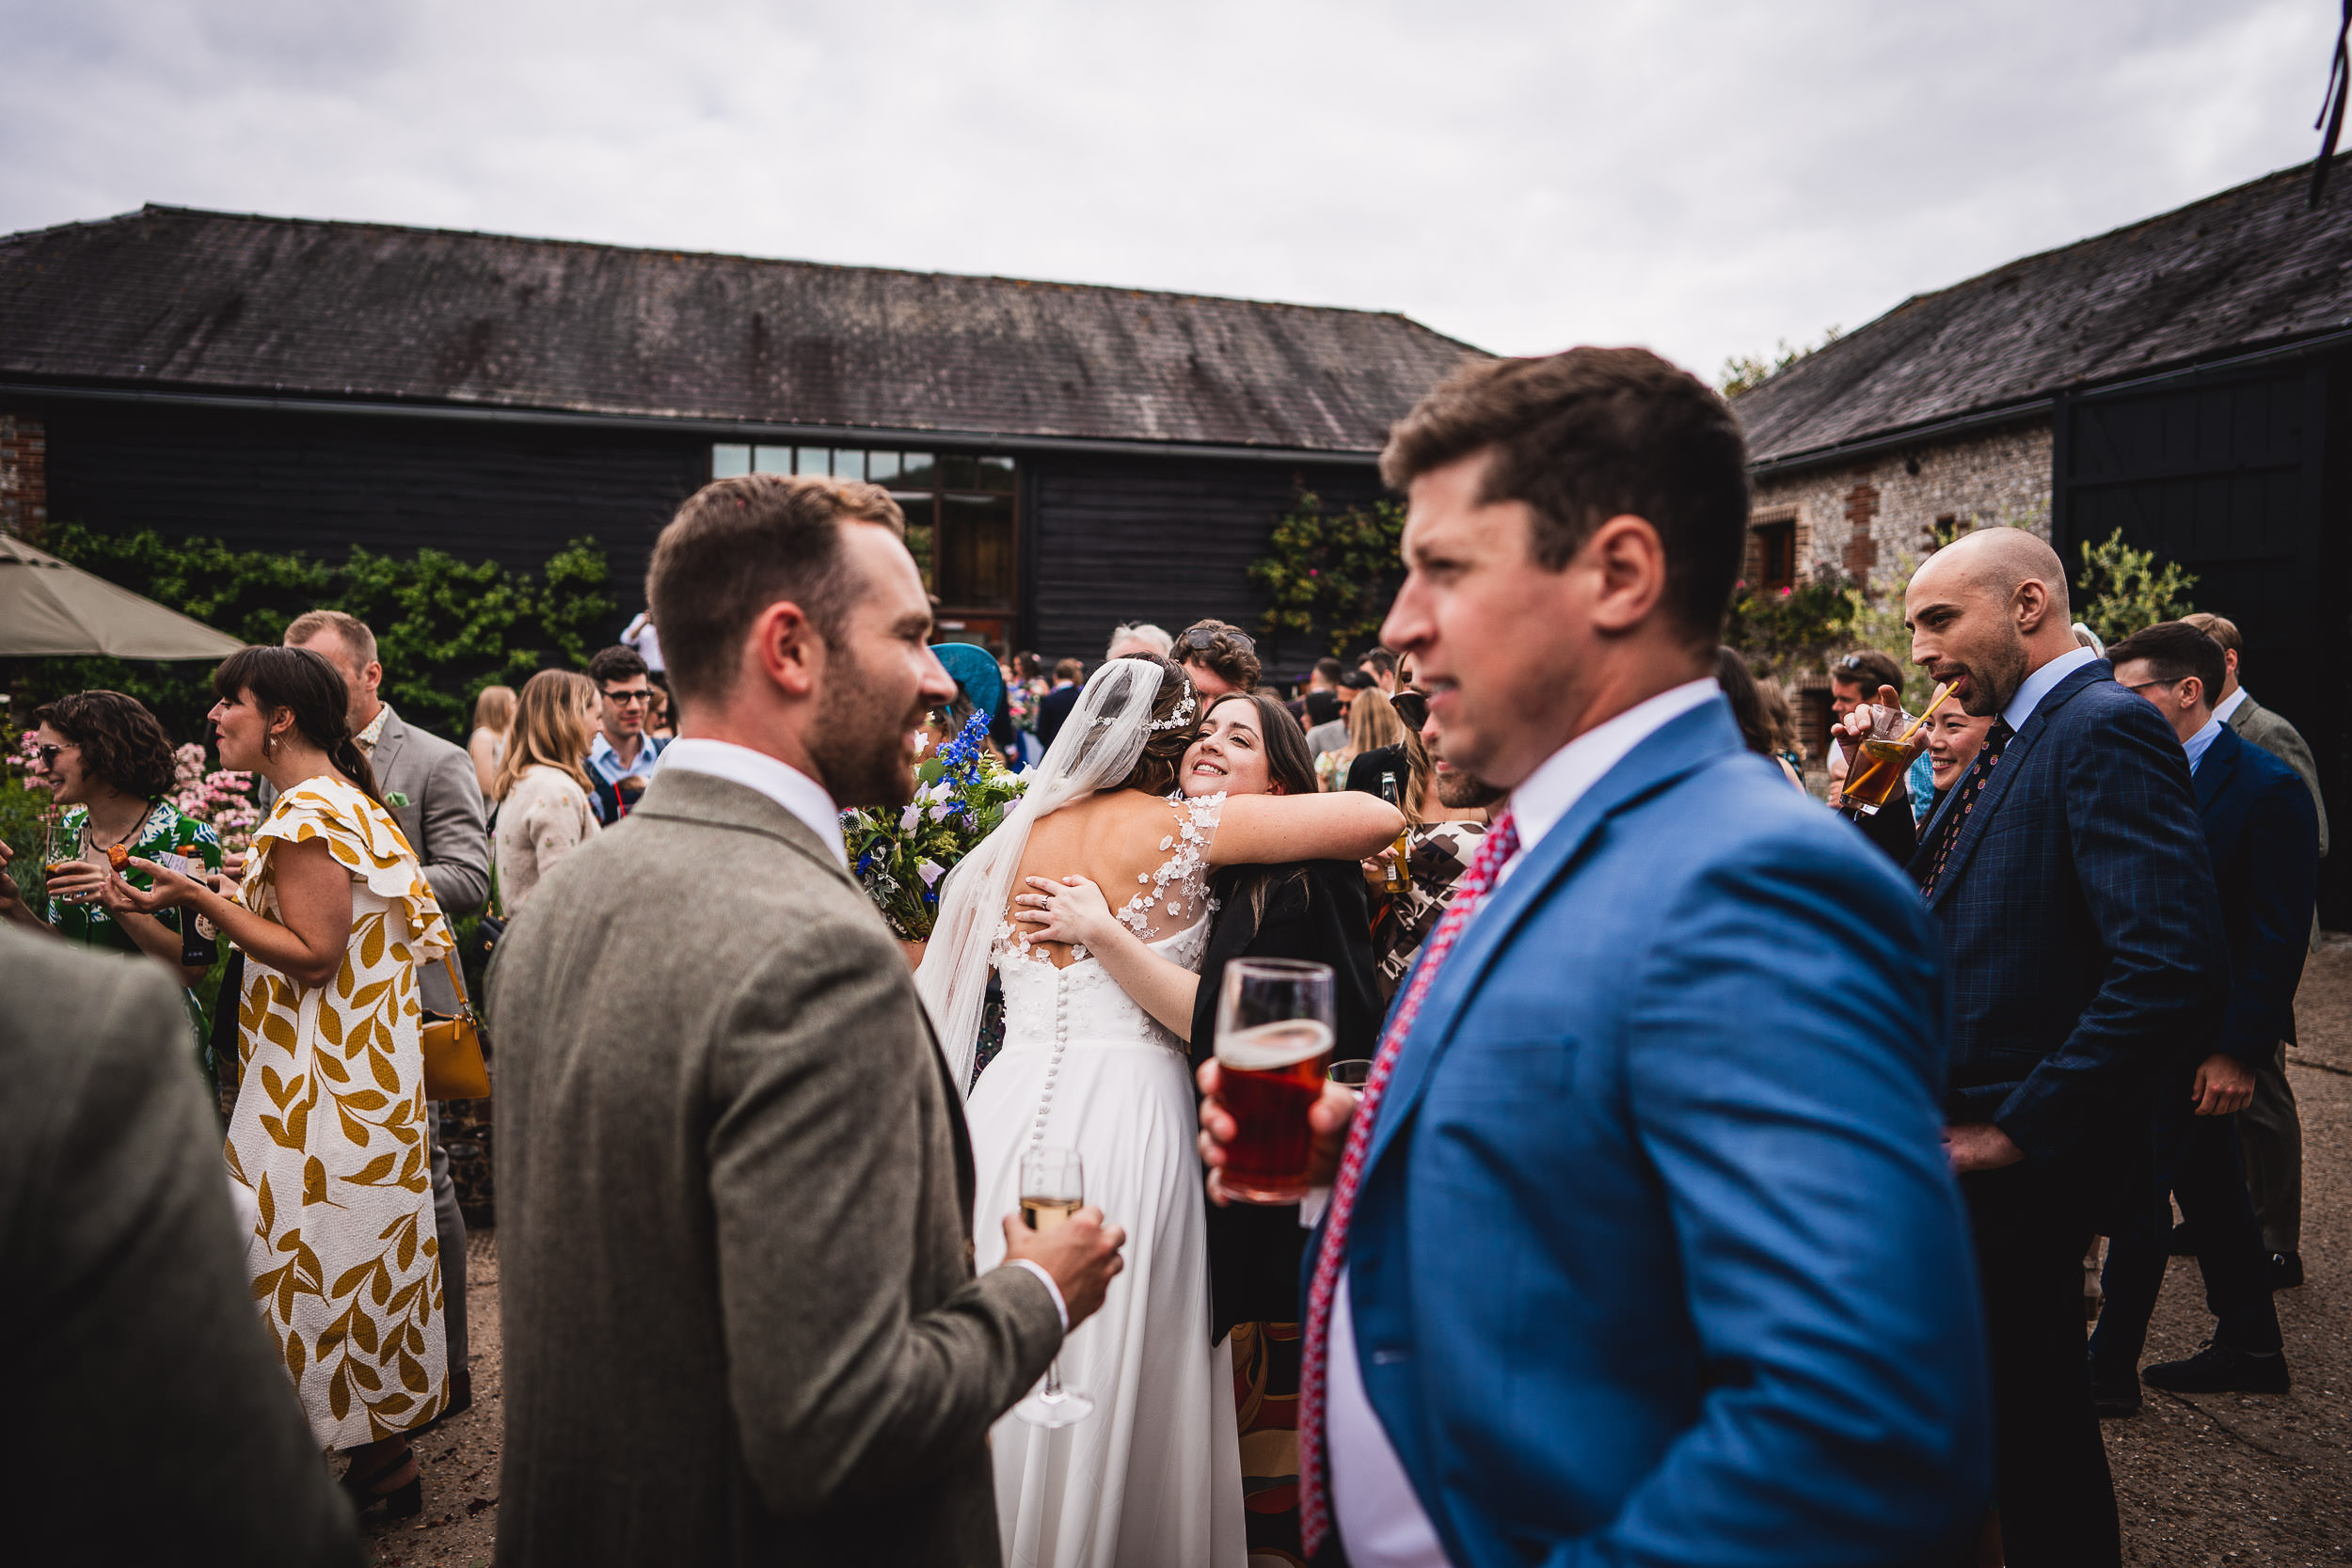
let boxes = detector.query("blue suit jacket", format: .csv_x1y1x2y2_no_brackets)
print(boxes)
2192,723,2319,1063
1905,662,2227,1166
1334,698,1992,1568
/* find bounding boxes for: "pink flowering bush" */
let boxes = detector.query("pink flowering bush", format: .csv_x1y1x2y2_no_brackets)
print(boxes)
170,743,261,850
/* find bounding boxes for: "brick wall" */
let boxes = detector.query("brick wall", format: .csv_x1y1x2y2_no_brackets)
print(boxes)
1748,418,2052,593
0,411,46,541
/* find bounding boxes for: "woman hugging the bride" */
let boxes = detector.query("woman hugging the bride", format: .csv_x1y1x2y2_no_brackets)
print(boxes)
917,654,1400,1568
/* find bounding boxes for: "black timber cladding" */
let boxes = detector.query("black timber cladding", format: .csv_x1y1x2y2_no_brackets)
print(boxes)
0,206,1477,452
1734,153,2352,467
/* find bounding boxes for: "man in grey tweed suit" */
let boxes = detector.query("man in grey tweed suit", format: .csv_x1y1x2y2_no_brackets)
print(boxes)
489,473,1123,1567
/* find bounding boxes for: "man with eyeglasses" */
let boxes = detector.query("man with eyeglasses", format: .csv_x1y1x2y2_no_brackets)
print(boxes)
587,644,669,822
1175,618,1260,698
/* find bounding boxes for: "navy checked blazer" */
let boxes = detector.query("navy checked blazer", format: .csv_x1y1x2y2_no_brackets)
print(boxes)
1907,659,2227,1169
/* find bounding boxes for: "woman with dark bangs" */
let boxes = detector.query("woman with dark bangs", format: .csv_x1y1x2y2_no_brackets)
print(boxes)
4,689,225,1076
103,644,456,1520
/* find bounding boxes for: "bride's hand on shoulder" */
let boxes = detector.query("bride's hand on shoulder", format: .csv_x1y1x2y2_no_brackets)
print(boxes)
1011,875,1119,948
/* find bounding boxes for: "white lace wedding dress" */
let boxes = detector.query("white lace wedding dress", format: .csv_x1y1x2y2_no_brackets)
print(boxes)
965,792,1247,1568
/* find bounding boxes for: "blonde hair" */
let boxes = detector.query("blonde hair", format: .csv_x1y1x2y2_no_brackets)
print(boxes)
471,684,517,735
1345,687,1406,753
494,670,597,802
282,608,377,668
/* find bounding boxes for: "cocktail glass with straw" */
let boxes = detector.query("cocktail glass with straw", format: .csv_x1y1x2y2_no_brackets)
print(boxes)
1842,682,1956,816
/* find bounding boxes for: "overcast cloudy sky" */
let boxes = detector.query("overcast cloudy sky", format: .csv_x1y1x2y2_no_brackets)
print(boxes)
0,0,2333,379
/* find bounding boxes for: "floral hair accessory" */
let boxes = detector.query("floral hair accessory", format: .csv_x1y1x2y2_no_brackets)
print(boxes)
1146,680,1198,733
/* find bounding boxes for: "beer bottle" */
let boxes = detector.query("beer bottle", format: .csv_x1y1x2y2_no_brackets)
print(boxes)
1379,772,1412,895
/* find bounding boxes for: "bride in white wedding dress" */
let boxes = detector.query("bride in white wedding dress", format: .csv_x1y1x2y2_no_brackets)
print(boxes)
916,657,1400,1568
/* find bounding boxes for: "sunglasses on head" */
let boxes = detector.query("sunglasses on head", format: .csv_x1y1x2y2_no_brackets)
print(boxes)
1181,626,1254,654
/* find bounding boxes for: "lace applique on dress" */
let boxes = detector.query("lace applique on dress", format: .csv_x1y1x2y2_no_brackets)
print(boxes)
1114,792,1223,941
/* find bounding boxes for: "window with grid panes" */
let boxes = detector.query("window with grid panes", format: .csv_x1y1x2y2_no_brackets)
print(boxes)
708,444,1016,609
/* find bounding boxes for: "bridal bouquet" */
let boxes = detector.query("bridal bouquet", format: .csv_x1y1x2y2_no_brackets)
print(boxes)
843,711,1027,941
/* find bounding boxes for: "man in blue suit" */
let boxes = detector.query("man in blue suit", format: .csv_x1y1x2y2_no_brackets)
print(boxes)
1200,348,1992,1566
1853,531,2227,1566
2090,621,2317,1409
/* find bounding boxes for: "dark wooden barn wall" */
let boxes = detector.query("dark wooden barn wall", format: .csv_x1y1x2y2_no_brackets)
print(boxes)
39,400,709,616
2054,353,2349,925
1024,453,1384,673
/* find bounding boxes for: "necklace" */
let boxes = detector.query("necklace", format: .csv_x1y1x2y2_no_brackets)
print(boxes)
80,799,152,857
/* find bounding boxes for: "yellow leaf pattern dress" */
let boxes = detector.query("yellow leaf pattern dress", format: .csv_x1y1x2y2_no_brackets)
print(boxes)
223,774,454,1449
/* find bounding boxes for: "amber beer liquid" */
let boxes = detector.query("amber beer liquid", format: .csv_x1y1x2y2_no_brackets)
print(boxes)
1378,772,1412,895
1216,1019,1334,1202
1842,737,1917,816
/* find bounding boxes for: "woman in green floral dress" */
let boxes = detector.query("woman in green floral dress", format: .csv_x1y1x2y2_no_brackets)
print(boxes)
12,691,225,1081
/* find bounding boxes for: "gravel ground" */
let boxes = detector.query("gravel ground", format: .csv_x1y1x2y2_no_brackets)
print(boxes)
358,938,2352,1565
2108,932,2352,1566
358,1227,501,1567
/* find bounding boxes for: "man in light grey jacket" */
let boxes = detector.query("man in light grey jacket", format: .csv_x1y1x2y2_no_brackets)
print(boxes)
488,472,1124,1567
285,609,490,1411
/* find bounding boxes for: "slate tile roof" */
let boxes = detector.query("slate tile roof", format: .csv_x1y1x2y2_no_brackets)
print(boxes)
1734,153,2352,466
0,205,1482,453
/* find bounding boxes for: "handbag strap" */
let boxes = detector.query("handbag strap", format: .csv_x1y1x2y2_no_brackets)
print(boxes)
441,952,477,1023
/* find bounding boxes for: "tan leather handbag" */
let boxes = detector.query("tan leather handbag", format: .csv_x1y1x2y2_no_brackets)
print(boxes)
420,952,491,1101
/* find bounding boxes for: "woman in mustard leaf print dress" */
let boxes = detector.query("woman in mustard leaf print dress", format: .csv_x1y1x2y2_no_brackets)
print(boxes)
110,645,453,1521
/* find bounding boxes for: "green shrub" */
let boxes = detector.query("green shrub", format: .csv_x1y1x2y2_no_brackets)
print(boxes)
16,526,613,742
1248,491,1406,661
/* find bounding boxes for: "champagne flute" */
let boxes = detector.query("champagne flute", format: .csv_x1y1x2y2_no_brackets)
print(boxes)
1014,1145,1094,1428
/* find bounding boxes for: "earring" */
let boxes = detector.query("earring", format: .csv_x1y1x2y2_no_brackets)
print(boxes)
263,732,278,759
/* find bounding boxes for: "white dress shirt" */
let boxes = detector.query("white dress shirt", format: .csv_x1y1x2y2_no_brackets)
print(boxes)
2183,715,2224,776
1327,675,1725,1567
658,738,848,868
2001,642,2098,735
653,738,1070,1329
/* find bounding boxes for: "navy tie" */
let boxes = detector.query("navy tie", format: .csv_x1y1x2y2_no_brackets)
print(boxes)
1919,718,2012,899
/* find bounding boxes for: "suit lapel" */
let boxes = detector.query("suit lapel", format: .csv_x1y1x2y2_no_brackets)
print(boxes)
369,711,408,784
1921,661,2109,911
2194,724,2240,817
1362,701,1744,1178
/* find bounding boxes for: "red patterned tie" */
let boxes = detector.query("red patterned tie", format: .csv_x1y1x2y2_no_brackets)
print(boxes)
1297,809,1521,1558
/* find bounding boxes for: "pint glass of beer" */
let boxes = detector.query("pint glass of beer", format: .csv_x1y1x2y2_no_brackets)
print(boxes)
1841,698,1926,816
1214,958,1336,1202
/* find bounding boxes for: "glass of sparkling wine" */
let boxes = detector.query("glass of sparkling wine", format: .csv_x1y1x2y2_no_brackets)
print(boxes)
1014,1145,1094,1428
1214,958,1337,1203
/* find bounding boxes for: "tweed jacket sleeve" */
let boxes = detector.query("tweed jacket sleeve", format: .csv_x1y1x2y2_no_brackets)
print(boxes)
4,931,362,1565
708,914,1062,1515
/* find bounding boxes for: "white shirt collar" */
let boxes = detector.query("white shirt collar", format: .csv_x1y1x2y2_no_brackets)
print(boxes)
2213,686,2250,725
658,738,848,868
2001,643,2100,734
1504,678,1722,868
2183,715,2225,775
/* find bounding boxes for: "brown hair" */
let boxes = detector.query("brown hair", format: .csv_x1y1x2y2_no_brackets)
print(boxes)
2181,611,2241,654
1176,620,1262,692
1381,347,1751,641
1830,648,1906,693
1753,676,1800,754
1106,656,1203,797
33,690,177,800
2107,621,2226,705
647,474,905,707
282,609,377,669
211,645,384,807
1714,647,1774,757
494,670,597,802
471,685,517,735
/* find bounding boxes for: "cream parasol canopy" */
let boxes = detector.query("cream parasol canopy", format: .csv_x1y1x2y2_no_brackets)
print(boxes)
0,533,244,659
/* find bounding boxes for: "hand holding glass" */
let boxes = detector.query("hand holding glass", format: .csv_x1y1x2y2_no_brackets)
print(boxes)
1213,958,1337,1202
1014,1146,1094,1428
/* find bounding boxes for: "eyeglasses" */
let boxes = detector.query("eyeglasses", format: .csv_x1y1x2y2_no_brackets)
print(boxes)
1180,626,1255,655
603,689,655,706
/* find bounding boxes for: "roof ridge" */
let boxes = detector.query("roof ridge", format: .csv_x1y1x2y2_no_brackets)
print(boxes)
108,203,1461,332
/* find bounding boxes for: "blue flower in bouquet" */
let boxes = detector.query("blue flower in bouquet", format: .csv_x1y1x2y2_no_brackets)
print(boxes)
840,711,1026,941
